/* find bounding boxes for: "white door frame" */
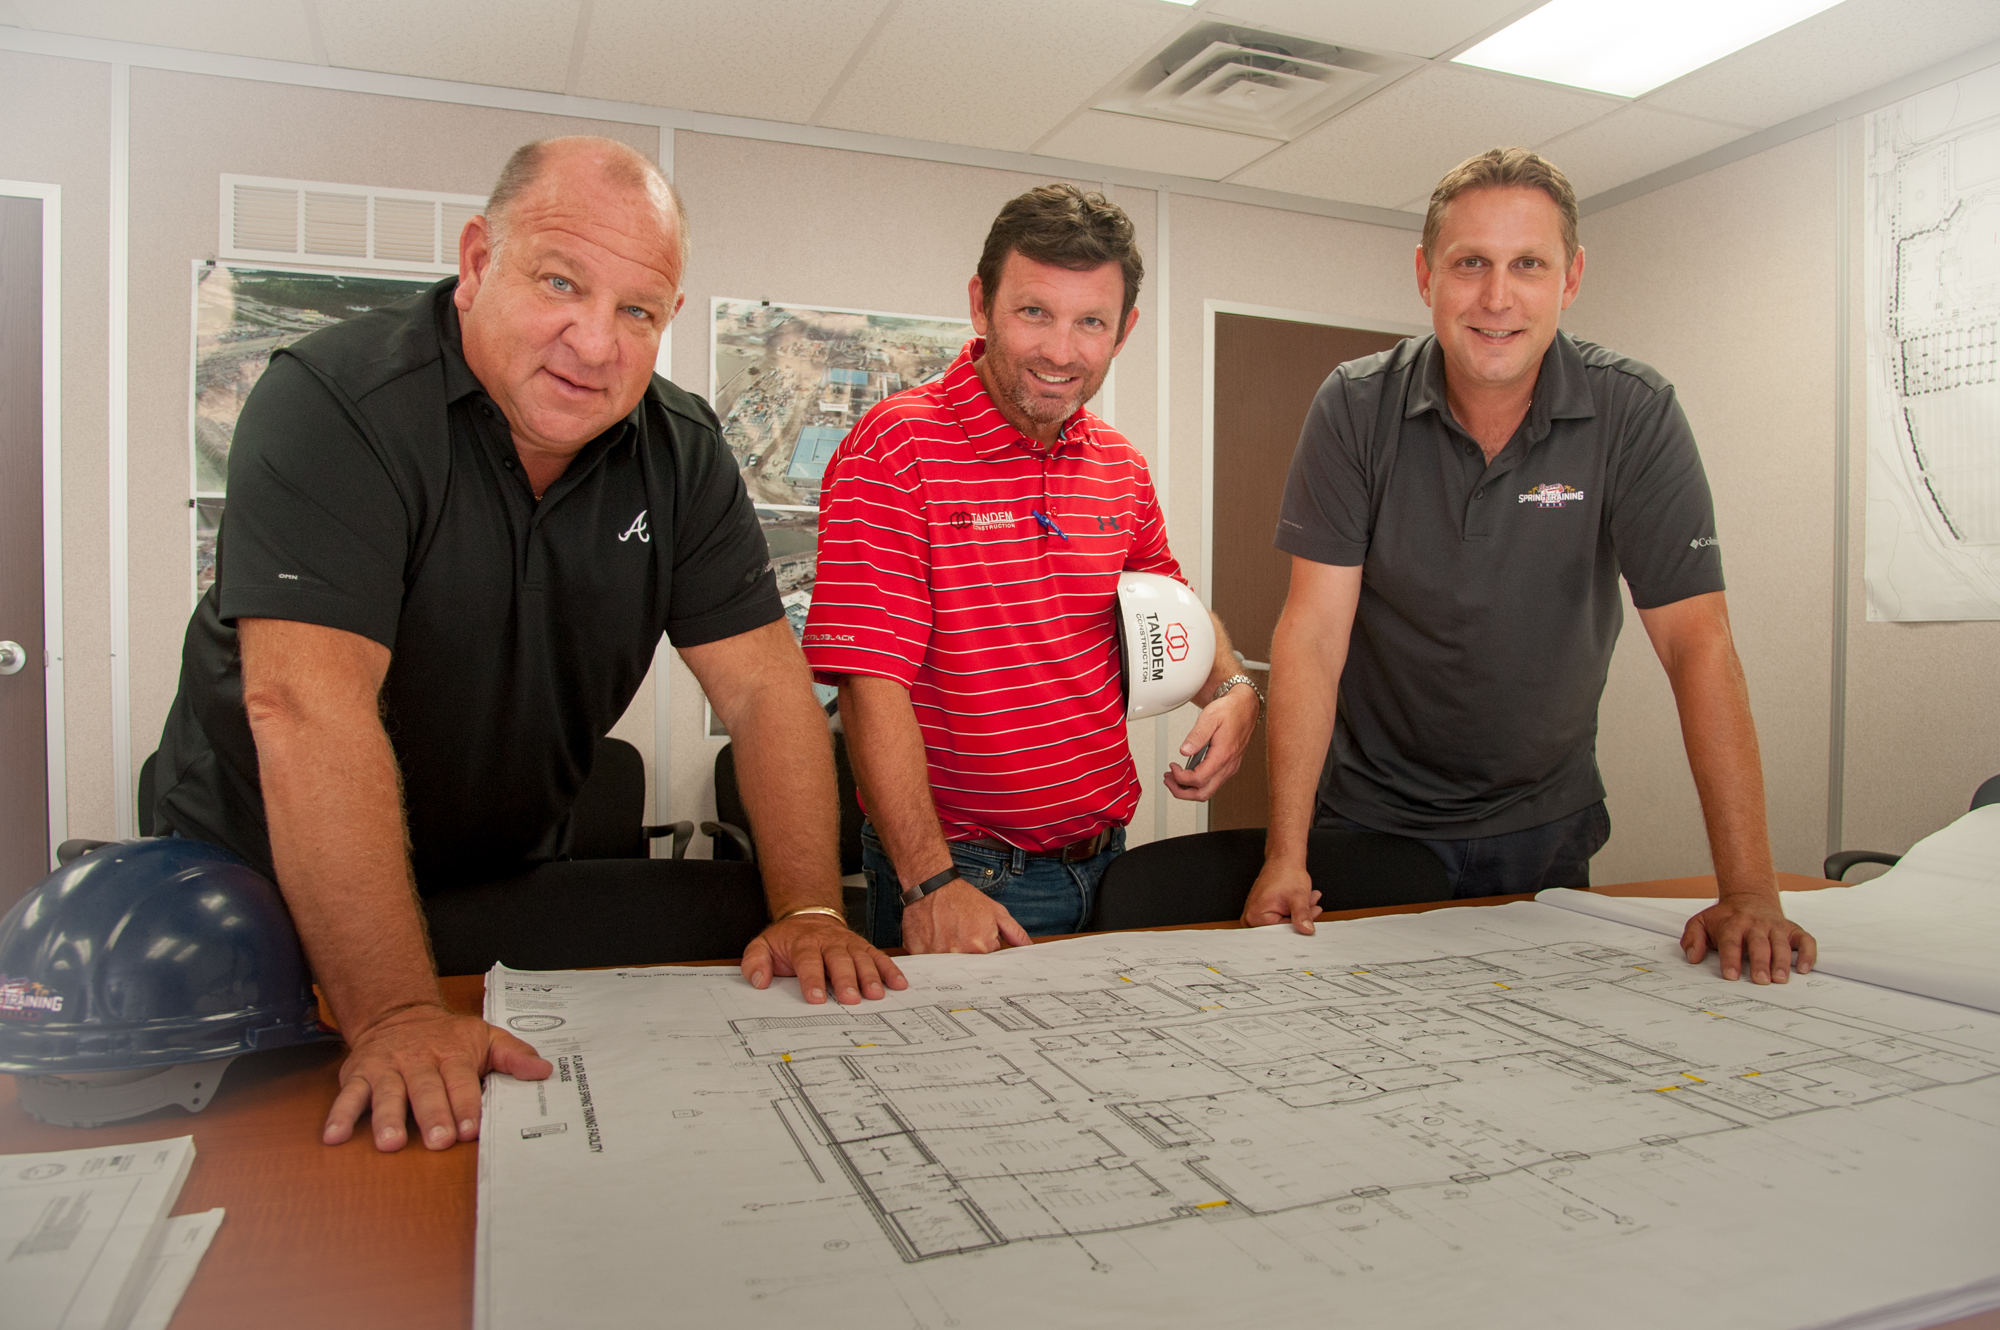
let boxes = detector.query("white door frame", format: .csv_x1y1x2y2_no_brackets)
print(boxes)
0,180,66,865
1197,299,1423,833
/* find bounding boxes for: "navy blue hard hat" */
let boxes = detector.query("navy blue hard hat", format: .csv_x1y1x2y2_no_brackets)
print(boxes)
0,837,332,1076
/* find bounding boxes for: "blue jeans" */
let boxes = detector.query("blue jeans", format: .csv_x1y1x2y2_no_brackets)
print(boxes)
861,821,1126,948
1319,801,1610,899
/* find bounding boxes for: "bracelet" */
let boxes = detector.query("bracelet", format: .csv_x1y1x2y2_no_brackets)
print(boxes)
772,905,846,926
899,865,961,909
1214,673,1265,710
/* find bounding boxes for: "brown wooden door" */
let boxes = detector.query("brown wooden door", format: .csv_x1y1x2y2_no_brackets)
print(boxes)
1208,313,1407,831
0,195,46,908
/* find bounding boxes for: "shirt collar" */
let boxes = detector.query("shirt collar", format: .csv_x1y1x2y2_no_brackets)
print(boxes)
1405,330,1598,442
942,337,1095,458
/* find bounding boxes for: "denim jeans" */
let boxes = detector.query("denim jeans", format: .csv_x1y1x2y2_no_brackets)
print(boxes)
1319,801,1610,899
861,821,1127,948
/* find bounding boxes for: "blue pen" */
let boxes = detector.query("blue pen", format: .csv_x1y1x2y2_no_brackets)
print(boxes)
1033,508,1069,541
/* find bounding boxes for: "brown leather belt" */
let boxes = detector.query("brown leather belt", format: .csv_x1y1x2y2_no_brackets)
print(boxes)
962,829,1116,863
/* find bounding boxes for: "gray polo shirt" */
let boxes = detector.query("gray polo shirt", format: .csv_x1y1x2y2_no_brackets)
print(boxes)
1274,330,1724,839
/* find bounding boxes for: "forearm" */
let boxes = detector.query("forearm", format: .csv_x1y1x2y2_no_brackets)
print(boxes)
837,675,955,890
723,682,844,919
1666,643,1777,900
250,701,439,1037
1264,610,1343,867
1201,611,1242,697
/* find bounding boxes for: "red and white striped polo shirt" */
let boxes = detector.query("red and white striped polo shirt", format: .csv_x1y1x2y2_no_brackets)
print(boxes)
802,339,1184,851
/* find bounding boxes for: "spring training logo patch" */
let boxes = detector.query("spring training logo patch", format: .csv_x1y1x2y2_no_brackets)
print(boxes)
0,977,63,1020
1518,483,1586,508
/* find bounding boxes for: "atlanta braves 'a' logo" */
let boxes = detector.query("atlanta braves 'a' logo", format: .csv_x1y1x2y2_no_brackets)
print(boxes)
619,510,650,543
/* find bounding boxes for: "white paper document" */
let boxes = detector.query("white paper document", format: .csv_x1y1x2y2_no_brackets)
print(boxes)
1541,806,2000,1014
125,1208,223,1330
476,904,2000,1330
2,1136,196,1330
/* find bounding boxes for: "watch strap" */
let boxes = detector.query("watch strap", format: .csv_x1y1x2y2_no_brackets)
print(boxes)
1214,672,1265,709
900,865,961,908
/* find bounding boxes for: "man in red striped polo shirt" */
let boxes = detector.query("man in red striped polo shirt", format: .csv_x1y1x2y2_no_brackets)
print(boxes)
803,185,1261,953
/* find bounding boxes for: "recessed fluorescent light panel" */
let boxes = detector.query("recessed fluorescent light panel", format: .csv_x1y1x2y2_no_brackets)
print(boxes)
1453,0,1846,98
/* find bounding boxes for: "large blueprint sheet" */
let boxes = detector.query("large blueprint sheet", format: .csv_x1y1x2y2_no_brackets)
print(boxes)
476,904,2000,1330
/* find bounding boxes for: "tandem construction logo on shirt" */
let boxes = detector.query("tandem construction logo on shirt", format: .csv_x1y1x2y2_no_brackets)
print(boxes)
1518,483,1586,508
947,510,1015,531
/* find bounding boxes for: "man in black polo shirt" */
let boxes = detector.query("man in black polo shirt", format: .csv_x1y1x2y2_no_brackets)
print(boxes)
153,137,903,1154
1246,148,1817,986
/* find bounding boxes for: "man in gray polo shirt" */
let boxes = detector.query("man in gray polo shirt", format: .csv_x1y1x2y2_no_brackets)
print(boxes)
1245,148,1816,986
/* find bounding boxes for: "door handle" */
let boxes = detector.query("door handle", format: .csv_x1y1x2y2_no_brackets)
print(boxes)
0,641,27,675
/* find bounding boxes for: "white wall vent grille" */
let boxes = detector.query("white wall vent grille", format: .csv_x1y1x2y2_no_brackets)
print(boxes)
1096,23,1417,142
219,175,486,273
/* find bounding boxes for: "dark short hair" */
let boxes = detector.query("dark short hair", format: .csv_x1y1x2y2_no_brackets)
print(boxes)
485,136,688,272
977,184,1144,327
1423,147,1579,263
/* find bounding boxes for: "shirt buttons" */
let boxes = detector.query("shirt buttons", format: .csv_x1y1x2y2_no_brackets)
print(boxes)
1473,488,1485,499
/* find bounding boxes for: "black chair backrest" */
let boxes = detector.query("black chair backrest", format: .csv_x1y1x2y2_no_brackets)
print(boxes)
137,750,160,837
1087,826,1451,932
422,858,767,974
1973,773,2000,812
568,737,649,860
712,731,864,873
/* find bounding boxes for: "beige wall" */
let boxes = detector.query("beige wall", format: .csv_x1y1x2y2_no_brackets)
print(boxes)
0,50,112,842
15,40,1988,878
1834,126,2000,859
1567,130,1839,883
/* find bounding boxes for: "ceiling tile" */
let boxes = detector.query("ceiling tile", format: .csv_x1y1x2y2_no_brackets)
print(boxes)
10,0,318,63
1231,64,1617,208
577,0,894,124
1201,0,1540,60
318,0,580,94
816,0,1187,153
1039,110,1282,180
1537,106,1750,201
1643,0,2000,129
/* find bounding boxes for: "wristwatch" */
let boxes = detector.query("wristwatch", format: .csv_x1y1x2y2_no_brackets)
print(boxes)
1213,673,1265,711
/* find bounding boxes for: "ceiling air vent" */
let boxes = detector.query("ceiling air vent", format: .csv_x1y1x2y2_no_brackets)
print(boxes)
219,175,487,274
1096,23,1414,141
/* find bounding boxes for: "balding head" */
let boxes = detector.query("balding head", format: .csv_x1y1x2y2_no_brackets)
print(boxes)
454,135,690,469
485,136,687,277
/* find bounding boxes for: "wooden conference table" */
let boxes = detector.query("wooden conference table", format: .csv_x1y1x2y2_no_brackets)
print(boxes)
3,873,1993,1330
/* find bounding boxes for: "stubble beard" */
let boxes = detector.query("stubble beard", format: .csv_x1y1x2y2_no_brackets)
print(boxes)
989,345,1102,437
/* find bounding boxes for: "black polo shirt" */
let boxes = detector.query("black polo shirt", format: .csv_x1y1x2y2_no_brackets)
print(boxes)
155,280,780,883
1274,330,1724,839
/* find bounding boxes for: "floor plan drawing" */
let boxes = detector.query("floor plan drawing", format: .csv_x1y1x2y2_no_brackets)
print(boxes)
475,905,2000,1330
1865,62,2000,620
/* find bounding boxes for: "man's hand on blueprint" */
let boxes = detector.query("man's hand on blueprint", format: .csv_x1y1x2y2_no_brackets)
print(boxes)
743,913,908,1004
901,881,1034,955
1680,895,1817,985
323,1003,553,1152
1241,859,1325,934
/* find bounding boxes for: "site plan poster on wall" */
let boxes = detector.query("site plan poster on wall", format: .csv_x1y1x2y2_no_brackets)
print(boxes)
187,262,437,600
1864,63,2000,621
708,299,974,731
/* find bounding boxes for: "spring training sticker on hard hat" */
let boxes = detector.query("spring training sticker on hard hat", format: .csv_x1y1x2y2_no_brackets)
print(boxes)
0,977,64,1018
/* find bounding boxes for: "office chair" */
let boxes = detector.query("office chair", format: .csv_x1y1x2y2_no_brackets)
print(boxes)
1823,772,2000,881
1085,826,1452,932
568,736,696,860
711,716,867,925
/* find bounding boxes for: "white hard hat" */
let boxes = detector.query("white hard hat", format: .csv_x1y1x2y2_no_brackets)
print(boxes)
1114,572,1216,721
